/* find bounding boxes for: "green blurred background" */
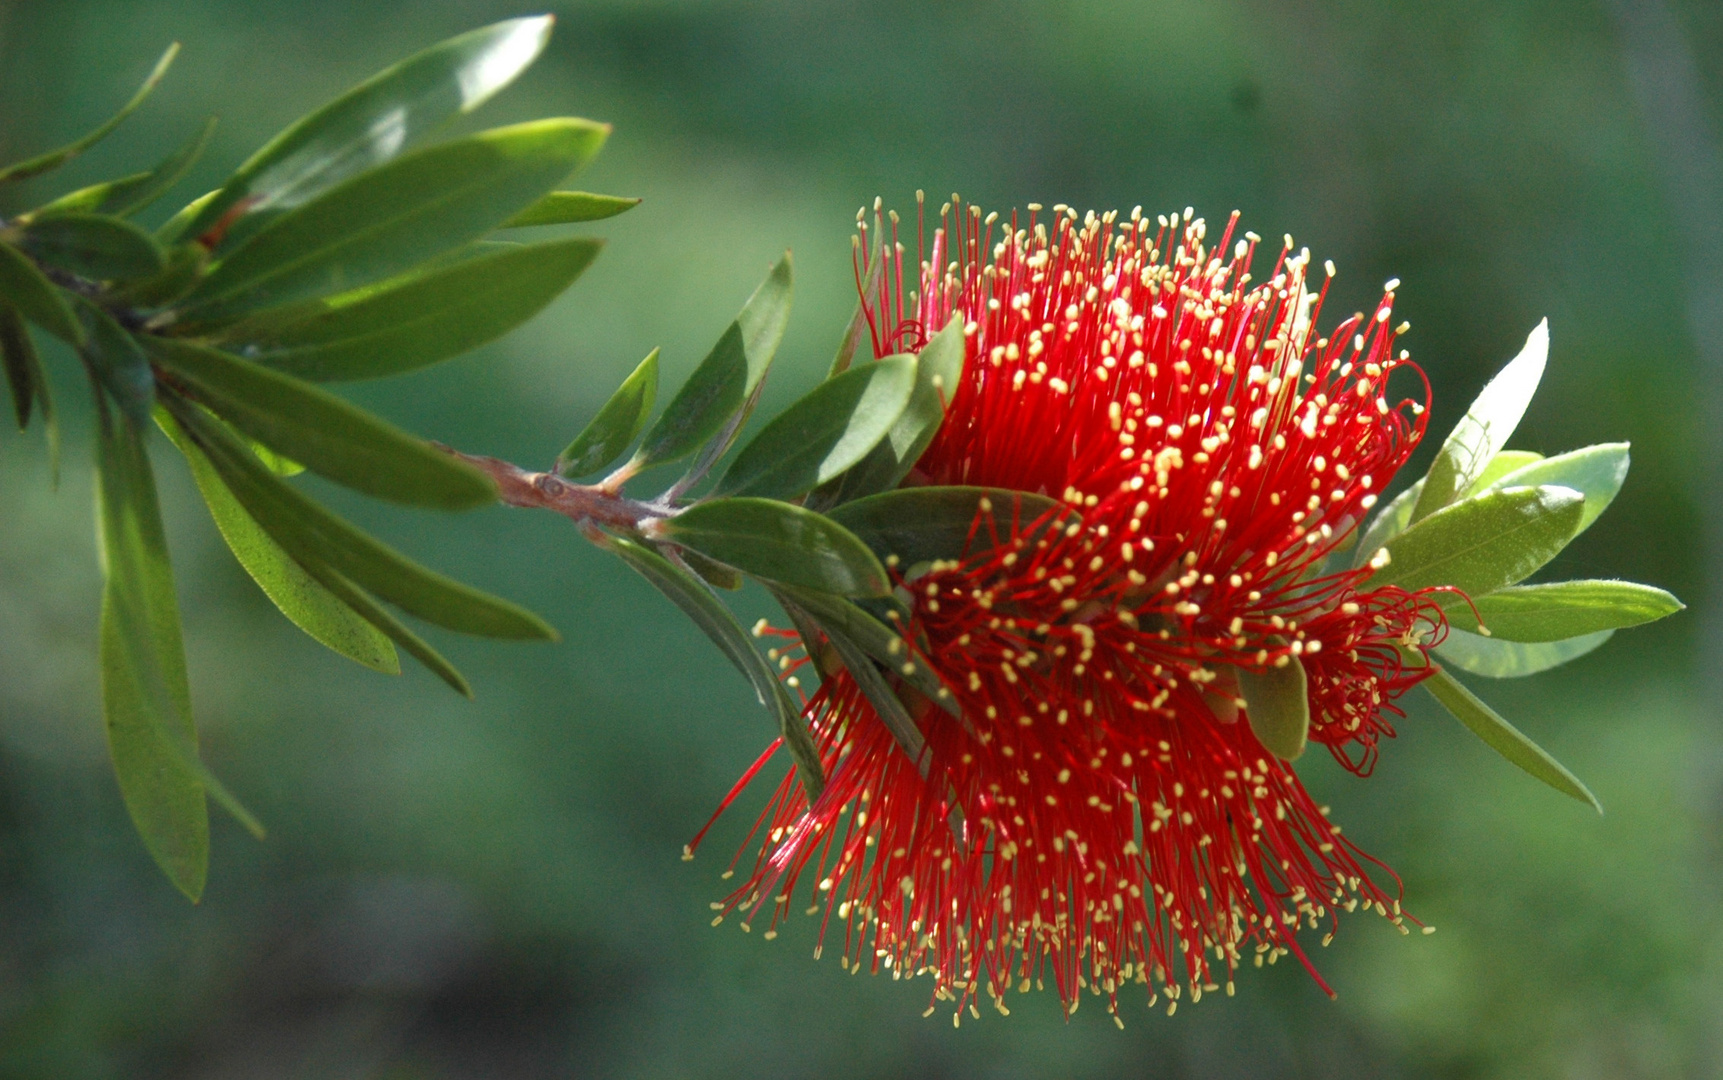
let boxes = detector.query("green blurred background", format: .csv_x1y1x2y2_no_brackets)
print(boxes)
0,0,1718,1076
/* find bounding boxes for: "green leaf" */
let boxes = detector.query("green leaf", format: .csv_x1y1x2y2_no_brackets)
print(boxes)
0,240,83,344
1351,479,1423,568
676,546,742,590
156,190,219,244
825,486,1068,569
714,355,916,499
631,253,792,470
1442,579,1683,641
558,348,659,477
819,315,967,505
1460,449,1544,497
142,336,496,509
1423,667,1601,811
164,395,555,641
777,590,928,769
1,302,39,430
73,298,155,425
660,497,889,597
1411,319,1548,523
1366,484,1584,597
501,191,640,228
775,584,959,718
18,213,167,281
210,237,602,381
95,406,262,901
597,532,822,798
0,44,179,186
1236,656,1310,761
1435,628,1614,678
178,118,608,321
108,242,209,308
180,18,555,246
156,408,399,674
295,561,473,698
827,250,882,378
33,117,218,219
1484,443,1629,538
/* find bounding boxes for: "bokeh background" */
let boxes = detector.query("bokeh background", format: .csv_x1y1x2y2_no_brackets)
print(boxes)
0,0,1718,1076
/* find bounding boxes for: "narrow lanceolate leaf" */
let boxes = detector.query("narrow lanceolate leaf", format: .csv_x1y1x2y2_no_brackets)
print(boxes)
1424,667,1601,811
598,533,822,798
210,237,602,381
827,249,882,378
501,191,640,228
1442,579,1683,641
32,117,217,219
143,336,495,509
73,299,155,425
661,497,889,597
0,240,83,344
291,560,472,697
157,190,219,244
714,354,916,499
826,486,1067,569
821,314,968,504
180,17,556,246
1485,443,1629,538
109,242,209,308
178,119,608,321
165,395,555,641
1411,320,1549,523
776,584,959,718
559,348,659,477
19,213,166,281
1367,484,1584,597
156,408,399,674
1352,479,1423,568
95,407,219,900
779,591,928,769
632,253,793,470
1435,628,1614,678
1459,449,1544,498
1,303,39,429
1236,657,1310,761
0,44,179,186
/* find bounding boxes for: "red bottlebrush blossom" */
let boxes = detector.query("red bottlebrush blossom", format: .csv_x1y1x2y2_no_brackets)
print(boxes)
695,199,1451,1024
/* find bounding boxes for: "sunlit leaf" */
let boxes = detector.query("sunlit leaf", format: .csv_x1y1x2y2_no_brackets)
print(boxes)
157,408,399,674
1411,319,1548,523
0,240,83,344
661,497,889,597
143,336,496,509
819,314,966,505
1236,655,1309,761
1442,579,1682,641
599,532,822,797
501,191,639,228
1351,478,1422,568
1484,443,1629,538
1366,484,1583,597
19,213,166,281
156,190,219,244
33,118,217,219
558,348,659,477
631,253,792,470
210,237,601,381
825,486,1068,569
1459,449,1544,498
0,44,179,186
165,395,555,641
1435,627,1614,678
1423,667,1601,811
714,354,915,499
178,119,607,321
179,17,556,246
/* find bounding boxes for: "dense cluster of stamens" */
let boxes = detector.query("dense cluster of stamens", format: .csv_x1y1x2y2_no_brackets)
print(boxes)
693,197,1449,1024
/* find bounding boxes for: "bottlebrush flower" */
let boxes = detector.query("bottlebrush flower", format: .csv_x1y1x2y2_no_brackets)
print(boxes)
696,198,1450,1024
